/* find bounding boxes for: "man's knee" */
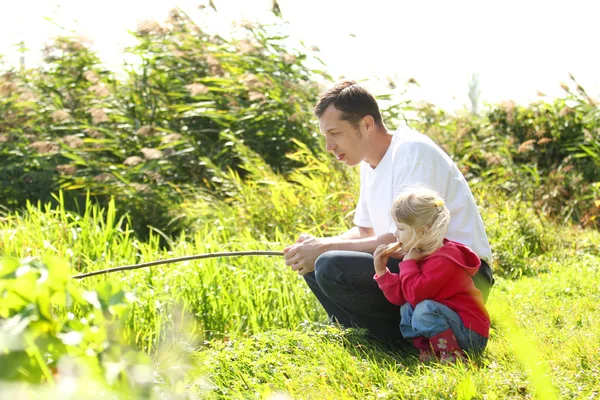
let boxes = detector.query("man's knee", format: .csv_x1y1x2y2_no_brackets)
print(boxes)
314,251,338,286
314,251,350,299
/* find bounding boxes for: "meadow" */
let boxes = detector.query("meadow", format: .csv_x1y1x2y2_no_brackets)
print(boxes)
1,8,600,399
1,183,599,399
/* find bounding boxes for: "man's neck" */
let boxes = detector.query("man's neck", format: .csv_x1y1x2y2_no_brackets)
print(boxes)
364,126,393,169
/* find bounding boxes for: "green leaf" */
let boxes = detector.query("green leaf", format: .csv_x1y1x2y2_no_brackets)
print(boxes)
0,257,20,279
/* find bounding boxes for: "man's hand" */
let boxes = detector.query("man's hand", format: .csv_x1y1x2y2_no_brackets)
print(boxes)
283,234,326,276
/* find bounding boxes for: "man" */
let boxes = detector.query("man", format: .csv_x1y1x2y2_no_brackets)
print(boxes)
283,80,494,342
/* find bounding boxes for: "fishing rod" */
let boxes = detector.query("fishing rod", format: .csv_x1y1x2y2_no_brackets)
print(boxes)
71,250,285,279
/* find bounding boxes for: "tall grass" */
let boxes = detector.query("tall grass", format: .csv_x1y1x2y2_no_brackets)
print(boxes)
0,192,326,349
2,182,599,398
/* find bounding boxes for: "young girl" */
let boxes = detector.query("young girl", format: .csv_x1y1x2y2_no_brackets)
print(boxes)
373,187,490,363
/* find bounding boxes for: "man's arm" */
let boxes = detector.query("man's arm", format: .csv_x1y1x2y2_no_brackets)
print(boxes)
337,226,374,240
327,226,393,253
283,227,396,276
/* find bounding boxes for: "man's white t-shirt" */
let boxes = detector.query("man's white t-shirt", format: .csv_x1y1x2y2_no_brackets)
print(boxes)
353,125,493,264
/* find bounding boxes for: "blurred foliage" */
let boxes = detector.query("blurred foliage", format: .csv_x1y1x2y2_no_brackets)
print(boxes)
0,256,151,396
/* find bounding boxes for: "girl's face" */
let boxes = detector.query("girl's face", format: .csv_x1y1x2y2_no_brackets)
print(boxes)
394,222,417,252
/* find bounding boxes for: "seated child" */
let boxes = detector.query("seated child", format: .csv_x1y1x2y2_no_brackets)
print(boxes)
373,187,490,363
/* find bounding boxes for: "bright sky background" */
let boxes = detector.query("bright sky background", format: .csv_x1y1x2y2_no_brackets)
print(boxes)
1,0,599,111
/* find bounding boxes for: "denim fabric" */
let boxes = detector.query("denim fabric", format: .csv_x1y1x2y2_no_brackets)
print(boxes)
303,250,404,341
400,300,487,353
303,250,493,343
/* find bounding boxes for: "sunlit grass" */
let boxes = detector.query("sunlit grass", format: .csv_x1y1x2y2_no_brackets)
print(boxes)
181,248,600,399
1,193,599,398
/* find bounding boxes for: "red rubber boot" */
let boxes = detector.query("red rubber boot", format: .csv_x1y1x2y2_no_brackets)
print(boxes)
412,336,436,363
429,329,466,364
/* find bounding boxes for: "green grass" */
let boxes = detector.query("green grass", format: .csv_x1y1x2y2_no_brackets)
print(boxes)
168,247,600,399
1,195,599,399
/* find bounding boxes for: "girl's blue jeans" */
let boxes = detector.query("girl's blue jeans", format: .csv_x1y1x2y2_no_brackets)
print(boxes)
400,299,487,353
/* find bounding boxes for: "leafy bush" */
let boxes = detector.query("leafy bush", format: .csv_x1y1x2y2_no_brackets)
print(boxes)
479,191,559,278
413,75,600,228
0,10,329,240
181,135,358,241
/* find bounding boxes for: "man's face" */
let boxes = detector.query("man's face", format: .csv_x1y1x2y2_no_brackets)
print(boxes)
319,105,365,166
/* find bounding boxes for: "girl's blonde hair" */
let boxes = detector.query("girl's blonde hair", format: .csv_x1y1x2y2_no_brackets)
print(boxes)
391,187,450,256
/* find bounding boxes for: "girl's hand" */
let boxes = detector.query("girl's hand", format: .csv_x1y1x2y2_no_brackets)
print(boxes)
373,244,390,277
403,248,425,262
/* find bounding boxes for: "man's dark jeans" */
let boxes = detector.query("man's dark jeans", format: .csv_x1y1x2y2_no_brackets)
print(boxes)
303,251,494,342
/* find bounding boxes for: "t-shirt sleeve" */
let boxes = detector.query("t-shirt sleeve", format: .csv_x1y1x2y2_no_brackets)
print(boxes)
353,165,372,228
387,144,450,234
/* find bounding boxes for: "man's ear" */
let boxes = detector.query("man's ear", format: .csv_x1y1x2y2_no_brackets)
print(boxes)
363,115,375,134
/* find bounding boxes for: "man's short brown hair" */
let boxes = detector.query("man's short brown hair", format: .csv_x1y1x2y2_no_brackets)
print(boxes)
314,80,383,128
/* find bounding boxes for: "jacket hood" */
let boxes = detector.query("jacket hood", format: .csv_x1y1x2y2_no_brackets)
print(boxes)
432,239,481,276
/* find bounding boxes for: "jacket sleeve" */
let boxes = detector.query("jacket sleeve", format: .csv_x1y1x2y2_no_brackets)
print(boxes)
373,268,406,306
399,257,460,306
